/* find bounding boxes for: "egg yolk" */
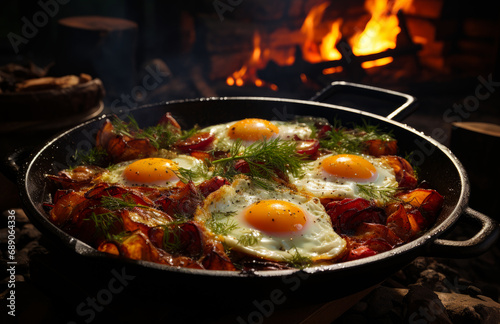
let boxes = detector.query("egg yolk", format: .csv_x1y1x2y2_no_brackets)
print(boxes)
123,158,179,185
321,154,377,182
227,118,279,141
243,200,307,235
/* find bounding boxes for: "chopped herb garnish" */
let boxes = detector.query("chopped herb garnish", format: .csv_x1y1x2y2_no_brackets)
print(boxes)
237,232,262,246
212,138,306,187
357,184,399,203
206,212,239,236
284,247,312,269
100,195,150,211
320,119,394,154
86,212,123,239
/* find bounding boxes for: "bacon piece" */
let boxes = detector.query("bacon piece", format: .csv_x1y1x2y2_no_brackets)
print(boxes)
201,241,236,271
99,231,203,269
198,176,230,197
295,139,320,157
326,198,385,234
382,155,418,189
158,112,181,133
363,139,398,157
396,189,444,223
96,119,157,163
47,166,104,190
385,202,416,242
148,221,204,257
354,223,402,246
175,132,215,152
158,182,204,217
49,190,87,226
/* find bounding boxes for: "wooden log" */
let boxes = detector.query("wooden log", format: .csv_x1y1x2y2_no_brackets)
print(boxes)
52,16,138,99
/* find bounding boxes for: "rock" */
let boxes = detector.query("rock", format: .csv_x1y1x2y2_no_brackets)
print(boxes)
437,293,500,324
0,227,20,245
19,224,42,244
403,284,453,324
1,208,30,224
416,269,451,293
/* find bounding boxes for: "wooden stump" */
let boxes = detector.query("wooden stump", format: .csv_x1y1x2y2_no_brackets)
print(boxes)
53,16,138,98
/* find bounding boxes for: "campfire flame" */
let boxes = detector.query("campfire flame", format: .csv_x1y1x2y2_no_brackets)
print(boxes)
226,32,277,89
226,0,413,87
351,0,413,68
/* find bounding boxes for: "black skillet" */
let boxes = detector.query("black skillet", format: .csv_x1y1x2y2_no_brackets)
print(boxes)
15,82,499,301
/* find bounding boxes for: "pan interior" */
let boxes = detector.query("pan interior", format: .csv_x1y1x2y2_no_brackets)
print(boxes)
20,97,468,277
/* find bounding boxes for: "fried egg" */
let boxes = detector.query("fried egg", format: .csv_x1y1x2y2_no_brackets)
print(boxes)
202,118,313,149
195,178,346,263
293,153,398,199
102,156,204,188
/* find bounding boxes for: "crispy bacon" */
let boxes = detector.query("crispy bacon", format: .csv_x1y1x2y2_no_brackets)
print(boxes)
382,155,418,189
96,119,157,163
201,240,236,271
158,112,181,133
326,198,385,234
157,182,204,217
295,139,320,157
198,176,230,197
175,132,215,152
47,166,103,190
363,139,398,157
148,221,204,257
396,189,444,223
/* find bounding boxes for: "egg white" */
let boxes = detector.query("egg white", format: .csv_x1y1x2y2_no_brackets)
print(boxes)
201,119,313,150
194,178,346,263
101,155,205,188
292,153,398,200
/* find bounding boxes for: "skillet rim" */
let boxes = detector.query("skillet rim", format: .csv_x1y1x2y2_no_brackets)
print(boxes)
18,96,469,278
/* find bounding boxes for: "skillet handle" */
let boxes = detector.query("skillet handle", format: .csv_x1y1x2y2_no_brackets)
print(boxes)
310,81,417,122
426,207,499,258
0,147,32,183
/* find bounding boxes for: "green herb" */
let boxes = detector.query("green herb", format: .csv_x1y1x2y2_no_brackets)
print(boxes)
86,212,123,239
284,247,312,269
237,232,262,246
108,231,132,243
206,212,239,236
161,224,184,254
320,119,394,154
175,165,209,184
212,138,306,186
100,195,150,211
111,115,197,150
357,184,398,203
72,147,108,166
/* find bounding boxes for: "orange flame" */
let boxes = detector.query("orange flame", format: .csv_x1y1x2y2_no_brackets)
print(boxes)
226,32,278,90
350,0,413,68
225,0,414,85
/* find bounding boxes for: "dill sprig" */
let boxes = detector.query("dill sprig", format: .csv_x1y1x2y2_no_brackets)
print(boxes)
320,119,394,154
100,195,151,210
212,138,306,184
175,165,209,184
108,231,132,243
284,247,312,269
357,184,399,203
206,212,239,236
71,147,108,167
87,212,123,239
237,232,262,247
111,115,197,150
161,224,184,254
